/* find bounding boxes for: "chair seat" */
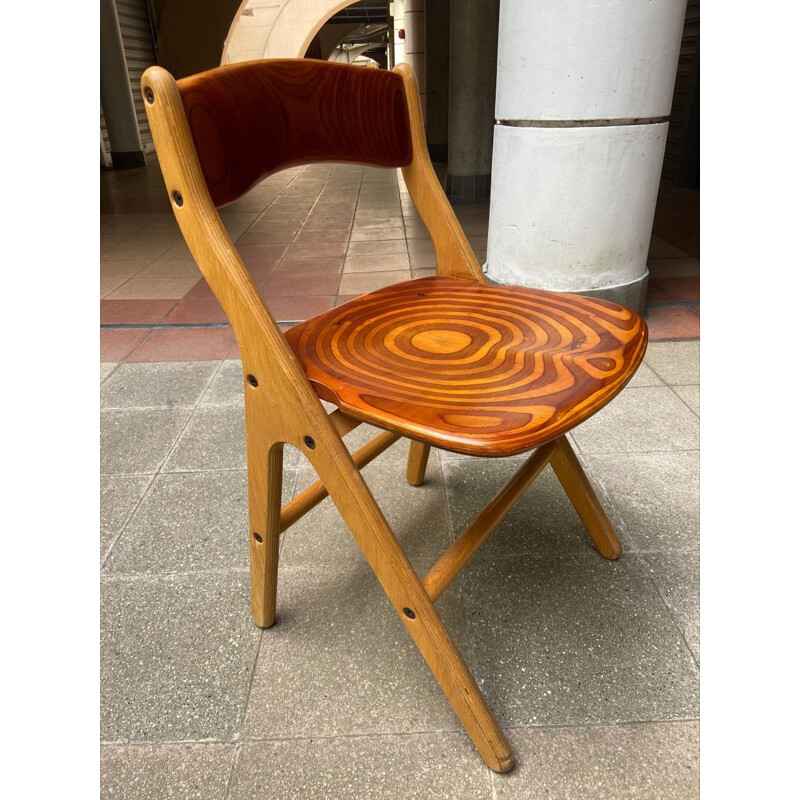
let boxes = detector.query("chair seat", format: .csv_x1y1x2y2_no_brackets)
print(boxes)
285,276,648,456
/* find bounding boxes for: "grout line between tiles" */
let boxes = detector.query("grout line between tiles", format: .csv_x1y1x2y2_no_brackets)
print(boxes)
221,742,243,800
101,360,225,567
633,551,700,673
101,715,701,749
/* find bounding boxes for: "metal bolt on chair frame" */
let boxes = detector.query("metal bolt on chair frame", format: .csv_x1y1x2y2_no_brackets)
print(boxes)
142,59,647,773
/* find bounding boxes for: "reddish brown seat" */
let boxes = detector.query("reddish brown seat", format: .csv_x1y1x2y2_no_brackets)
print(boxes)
142,58,647,775
287,276,646,457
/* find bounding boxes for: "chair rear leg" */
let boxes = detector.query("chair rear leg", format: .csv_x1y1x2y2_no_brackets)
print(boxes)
406,440,431,486
247,439,284,627
551,436,622,559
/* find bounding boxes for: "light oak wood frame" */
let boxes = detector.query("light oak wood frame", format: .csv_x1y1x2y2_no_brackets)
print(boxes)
141,61,623,774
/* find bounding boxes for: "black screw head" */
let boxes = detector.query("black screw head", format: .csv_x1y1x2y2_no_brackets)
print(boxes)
247,374,258,387
403,607,416,619
172,190,183,207
144,87,154,104
252,532,263,543
304,436,316,450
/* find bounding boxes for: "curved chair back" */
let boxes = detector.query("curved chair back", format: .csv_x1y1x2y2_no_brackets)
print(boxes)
175,60,414,207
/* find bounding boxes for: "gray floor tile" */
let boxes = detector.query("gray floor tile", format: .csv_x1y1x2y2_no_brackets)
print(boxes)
583,451,699,552
101,475,153,562
163,407,304,472
343,253,410,272
673,384,700,416
336,422,413,461
281,457,449,572
228,734,493,800
348,226,405,241
104,470,296,574
570,387,699,454
347,238,409,256
101,408,192,474
163,406,247,472
642,551,700,663
243,563,469,738
100,743,236,800
199,360,245,406
442,458,601,559
339,269,411,294
494,722,699,799
101,572,261,742
409,251,437,269
644,340,700,385
101,363,118,384
627,361,663,388
101,362,221,409
460,553,699,726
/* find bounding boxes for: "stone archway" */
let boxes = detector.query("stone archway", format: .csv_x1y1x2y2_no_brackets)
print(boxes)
222,0,362,64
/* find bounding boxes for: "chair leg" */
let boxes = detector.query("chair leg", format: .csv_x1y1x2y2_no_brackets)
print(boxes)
406,440,431,486
247,439,284,627
319,451,515,772
550,436,622,560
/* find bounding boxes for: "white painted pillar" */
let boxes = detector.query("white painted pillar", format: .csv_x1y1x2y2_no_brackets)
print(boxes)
100,0,144,169
404,0,425,117
393,0,405,65
486,0,687,311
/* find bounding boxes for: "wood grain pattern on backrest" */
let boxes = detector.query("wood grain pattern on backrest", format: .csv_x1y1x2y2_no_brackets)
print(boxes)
177,60,414,207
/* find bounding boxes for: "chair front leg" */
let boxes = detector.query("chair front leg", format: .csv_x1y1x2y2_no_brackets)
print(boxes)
406,440,431,486
550,435,622,560
246,437,284,627
317,448,514,773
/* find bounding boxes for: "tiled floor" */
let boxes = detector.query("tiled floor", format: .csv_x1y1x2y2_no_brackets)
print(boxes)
100,159,700,362
100,161,699,797
99,346,700,798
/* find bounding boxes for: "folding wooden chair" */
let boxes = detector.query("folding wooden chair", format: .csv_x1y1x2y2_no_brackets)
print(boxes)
142,59,647,772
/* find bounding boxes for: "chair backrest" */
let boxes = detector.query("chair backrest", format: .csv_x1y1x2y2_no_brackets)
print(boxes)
176,60,414,208
141,59,485,444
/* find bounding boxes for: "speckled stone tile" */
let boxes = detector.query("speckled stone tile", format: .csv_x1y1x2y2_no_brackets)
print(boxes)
583,451,699,552
644,340,700,385
101,572,261,742
673,384,700,416
570,387,699,454
243,563,469,738
442,458,604,559
198,360,245,406
626,361,663,388
493,722,699,799
281,456,448,572
101,475,153,563
163,407,305,472
228,734,493,800
101,409,192,474
101,363,118,383
336,423,416,462
641,551,700,663
100,743,236,800
460,553,699,726
104,470,295,573
101,362,221,409
163,406,244,471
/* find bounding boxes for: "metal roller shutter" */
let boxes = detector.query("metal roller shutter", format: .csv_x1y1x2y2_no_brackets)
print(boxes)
114,0,158,153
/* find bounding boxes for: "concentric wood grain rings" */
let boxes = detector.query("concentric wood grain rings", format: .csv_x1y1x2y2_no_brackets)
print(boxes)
285,277,648,456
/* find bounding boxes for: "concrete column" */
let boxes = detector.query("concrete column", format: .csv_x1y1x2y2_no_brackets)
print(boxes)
100,0,145,169
486,0,687,312
424,0,449,162
393,0,405,65
404,1,425,117
446,0,500,202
